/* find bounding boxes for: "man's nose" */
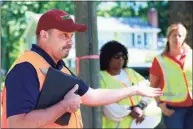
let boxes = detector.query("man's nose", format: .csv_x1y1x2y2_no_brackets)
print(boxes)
67,38,73,44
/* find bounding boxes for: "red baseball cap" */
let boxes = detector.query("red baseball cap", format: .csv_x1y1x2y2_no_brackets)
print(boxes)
35,9,87,35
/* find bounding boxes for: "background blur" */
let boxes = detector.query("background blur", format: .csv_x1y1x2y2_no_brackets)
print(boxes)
1,1,192,128
1,0,193,89
1,1,192,73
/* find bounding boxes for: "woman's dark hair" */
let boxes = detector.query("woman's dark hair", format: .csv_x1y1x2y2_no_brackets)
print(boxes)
100,40,128,70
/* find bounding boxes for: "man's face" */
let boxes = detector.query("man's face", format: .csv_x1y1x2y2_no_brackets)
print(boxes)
47,29,73,60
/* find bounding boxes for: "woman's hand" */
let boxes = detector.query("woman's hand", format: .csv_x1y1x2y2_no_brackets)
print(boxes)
129,107,145,124
129,107,143,118
159,103,175,116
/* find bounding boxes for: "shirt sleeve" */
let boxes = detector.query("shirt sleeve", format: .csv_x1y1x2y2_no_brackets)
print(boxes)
5,62,39,118
150,57,162,77
78,80,89,96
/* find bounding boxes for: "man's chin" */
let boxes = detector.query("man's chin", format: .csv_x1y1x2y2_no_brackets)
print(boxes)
62,53,69,58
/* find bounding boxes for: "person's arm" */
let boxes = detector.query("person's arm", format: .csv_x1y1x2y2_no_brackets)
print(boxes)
6,63,81,128
81,83,162,106
8,100,69,128
150,74,161,104
149,58,162,104
8,85,80,128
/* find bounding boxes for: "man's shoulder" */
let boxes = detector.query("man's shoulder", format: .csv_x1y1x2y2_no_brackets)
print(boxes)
6,62,37,79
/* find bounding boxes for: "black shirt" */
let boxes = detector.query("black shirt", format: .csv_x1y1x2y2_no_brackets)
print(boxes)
5,44,89,117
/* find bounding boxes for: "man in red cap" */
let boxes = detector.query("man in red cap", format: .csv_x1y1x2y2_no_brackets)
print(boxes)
1,9,163,128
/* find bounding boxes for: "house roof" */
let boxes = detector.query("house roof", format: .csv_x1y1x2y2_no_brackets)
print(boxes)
23,11,161,38
97,16,160,32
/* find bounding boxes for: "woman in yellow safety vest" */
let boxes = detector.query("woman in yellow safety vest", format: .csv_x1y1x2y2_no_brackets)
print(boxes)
150,23,193,128
100,40,161,128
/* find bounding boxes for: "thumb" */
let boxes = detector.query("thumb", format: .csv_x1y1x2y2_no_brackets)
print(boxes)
70,84,79,93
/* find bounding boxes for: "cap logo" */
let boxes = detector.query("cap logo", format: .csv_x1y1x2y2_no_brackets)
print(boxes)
61,15,71,20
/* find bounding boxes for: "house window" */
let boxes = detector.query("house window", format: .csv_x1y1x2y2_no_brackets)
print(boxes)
144,33,147,47
145,33,153,48
132,33,135,47
137,35,142,44
134,33,144,48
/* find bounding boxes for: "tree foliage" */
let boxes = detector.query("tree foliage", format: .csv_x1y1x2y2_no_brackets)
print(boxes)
1,1,74,71
168,1,193,48
138,1,169,37
1,1,169,72
97,2,137,17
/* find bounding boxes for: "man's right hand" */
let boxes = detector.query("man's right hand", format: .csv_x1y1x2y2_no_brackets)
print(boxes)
135,85,163,97
159,103,175,116
60,84,81,113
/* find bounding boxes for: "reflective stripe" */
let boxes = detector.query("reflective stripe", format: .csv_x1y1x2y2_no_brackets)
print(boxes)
163,92,187,97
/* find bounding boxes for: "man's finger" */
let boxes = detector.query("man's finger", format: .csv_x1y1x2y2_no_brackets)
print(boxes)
70,84,79,93
153,89,163,93
152,90,163,96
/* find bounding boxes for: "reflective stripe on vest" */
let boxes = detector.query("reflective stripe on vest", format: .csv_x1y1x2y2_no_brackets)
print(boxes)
1,51,83,128
156,54,192,103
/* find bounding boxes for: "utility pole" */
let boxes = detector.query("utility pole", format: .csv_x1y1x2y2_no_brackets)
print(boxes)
74,1,101,128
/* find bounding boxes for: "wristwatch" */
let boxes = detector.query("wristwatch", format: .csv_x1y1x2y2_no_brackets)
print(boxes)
133,101,147,110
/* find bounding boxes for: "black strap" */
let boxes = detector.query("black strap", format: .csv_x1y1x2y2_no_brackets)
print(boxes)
63,65,76,77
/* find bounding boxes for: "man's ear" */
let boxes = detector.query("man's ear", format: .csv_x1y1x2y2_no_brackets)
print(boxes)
39,30,49,40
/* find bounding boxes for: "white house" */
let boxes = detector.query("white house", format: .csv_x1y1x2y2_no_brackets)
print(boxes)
22,9,161,67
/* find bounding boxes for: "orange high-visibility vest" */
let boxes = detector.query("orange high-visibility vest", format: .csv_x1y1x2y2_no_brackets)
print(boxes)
1,51,83,128
156,50,192,106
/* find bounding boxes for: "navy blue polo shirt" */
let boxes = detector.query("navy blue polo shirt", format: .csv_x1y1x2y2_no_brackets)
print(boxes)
5,44,89,118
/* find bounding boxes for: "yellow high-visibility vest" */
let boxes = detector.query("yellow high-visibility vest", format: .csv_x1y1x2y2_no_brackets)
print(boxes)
156,50,192,103
100,68,161,128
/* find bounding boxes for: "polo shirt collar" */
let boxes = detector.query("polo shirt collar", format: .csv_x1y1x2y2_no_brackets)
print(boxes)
31,44,65,69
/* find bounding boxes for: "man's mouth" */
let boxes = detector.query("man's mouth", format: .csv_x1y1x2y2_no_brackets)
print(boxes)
62,46,71,50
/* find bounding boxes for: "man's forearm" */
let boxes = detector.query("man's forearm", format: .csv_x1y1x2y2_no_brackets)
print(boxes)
82,86,137,106
8,101,68,128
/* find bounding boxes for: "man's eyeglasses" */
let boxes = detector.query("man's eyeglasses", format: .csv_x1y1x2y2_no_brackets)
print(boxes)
113,53,127,60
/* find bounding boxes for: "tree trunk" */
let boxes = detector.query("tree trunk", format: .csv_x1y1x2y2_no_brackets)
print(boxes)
168,1,193,48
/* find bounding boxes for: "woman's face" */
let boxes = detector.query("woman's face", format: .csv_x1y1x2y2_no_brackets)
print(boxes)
168,27,186,51
108,52,126,70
